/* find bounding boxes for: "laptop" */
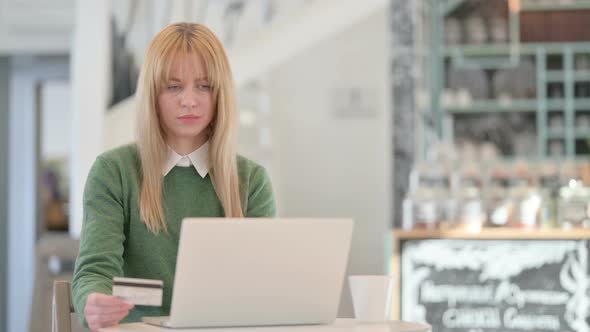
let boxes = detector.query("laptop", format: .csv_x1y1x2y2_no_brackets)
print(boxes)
142,218,354,328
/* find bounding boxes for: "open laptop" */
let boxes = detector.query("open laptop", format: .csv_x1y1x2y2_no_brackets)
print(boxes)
142,218,354,328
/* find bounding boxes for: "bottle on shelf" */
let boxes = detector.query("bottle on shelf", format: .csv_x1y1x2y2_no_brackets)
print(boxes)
485,162,514,227
507,161,543,228
403,161,454,230
448,70,487,101
465,16,487,45
576,114,590,131
489,16,508,44
558,161,590,229
575,82,590,99
493,58,536,99
538,161,560,228
444,18,462,45
581,162,590,186
455,162,486,232
404,188,439,230
547,82,564,99
557,181,590,229
549,113,564,132
575,54,590,71
549,140,565,157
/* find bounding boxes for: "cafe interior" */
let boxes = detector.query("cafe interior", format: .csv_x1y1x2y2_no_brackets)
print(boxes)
2,0,590,331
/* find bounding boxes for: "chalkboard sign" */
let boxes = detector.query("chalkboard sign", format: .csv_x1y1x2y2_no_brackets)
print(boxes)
400,239,590,332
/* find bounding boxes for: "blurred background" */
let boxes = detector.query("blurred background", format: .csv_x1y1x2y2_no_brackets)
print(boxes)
1,0,590,331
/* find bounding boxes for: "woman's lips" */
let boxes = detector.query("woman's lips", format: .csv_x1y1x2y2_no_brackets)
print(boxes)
177,115,200,124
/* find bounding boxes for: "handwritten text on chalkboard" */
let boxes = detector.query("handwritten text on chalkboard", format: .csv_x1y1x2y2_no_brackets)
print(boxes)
400,240,589,332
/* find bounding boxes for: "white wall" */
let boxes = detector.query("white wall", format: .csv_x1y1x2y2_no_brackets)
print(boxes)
0,0,74,54
69,0,111,238
104,96,137,151
41,81,71,159
0,55,11,332
269,10,391,317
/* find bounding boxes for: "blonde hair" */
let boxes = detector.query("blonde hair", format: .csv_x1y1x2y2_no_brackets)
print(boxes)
136,22,243,233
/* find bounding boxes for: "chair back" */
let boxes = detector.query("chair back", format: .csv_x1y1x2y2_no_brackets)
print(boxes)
52,280,74,332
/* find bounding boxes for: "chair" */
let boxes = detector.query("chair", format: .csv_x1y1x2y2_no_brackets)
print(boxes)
31,234,80,332
51,280,74,332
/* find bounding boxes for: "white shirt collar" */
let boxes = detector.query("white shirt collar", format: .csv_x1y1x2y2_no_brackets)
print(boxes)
162,141,210,178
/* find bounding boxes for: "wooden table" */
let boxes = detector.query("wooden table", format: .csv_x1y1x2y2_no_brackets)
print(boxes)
100,319,431,332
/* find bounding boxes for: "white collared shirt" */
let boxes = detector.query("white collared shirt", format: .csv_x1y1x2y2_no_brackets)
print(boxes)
162,141,210,178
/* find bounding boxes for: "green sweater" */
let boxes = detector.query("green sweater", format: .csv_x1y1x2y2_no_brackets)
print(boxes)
72,144,276,327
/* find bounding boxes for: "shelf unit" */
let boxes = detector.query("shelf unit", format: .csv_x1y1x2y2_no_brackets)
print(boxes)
521,0,590,12
394,227,590,240
428,0,590,159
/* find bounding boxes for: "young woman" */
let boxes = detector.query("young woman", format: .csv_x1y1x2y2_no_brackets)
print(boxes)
72,22,277,331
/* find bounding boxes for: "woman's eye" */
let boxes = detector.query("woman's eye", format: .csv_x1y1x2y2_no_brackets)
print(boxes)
167,85,180,91
197,85,210,91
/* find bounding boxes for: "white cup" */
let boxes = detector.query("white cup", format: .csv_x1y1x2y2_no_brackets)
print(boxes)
349,275,394,322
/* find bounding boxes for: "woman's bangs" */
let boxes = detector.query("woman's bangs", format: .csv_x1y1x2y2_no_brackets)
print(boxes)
193,40,221,94
157,41,219,93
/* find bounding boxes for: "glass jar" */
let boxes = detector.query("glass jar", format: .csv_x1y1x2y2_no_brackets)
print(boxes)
410,187,441,230
403,162,453,230
455,164,485,232
504,161,542,228
485,164,513,227
509,186,543,228
538,162,560,228
558,180,590,229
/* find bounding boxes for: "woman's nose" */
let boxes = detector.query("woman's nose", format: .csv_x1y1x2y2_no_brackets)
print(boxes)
180,89,198,108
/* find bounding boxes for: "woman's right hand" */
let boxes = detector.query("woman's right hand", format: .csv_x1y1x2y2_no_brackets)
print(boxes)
84,293,134,331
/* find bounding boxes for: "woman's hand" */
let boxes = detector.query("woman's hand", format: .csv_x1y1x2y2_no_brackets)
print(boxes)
84,293,134,331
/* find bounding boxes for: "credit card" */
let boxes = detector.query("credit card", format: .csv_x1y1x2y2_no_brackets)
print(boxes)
112,277,163,307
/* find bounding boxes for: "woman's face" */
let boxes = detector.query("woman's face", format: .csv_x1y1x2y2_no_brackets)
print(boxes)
158,54,214,152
